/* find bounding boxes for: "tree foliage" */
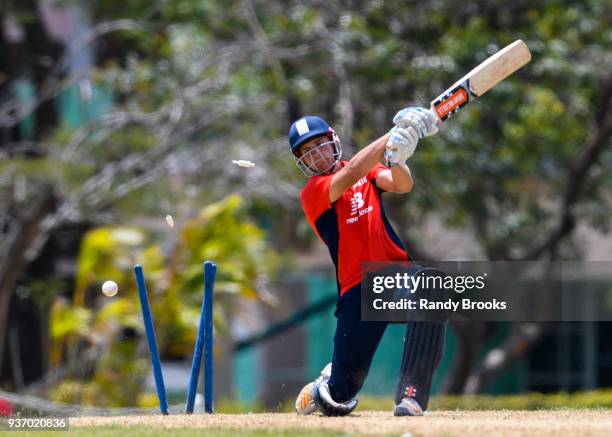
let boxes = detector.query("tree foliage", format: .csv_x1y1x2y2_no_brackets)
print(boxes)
47,195,275,405
0,0,610,397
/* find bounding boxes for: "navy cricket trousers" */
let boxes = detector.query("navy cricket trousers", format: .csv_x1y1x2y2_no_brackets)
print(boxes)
326,283,445,409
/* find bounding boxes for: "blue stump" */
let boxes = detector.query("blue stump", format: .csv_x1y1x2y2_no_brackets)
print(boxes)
134,264,168,415
185,261,216,414
203,261,216,413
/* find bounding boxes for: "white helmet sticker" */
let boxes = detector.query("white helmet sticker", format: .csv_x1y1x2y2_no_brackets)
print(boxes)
296,118,309,136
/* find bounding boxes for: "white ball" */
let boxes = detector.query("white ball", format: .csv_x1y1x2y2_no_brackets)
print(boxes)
102,280,118,297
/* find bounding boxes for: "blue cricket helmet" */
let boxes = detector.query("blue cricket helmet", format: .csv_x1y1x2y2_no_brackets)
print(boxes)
288,115,342,177
288,116,333,155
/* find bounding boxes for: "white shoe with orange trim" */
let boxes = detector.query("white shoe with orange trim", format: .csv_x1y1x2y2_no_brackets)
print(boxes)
394,397,424,416
295,363,332,415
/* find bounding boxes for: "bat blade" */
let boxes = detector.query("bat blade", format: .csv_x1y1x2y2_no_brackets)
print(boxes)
431,40,532,122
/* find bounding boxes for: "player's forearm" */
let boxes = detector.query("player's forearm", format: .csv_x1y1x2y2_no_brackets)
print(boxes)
344,133,390,180
390,164,413,192
329,132,392,203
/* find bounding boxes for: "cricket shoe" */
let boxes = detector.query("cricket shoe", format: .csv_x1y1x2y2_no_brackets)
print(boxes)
394,397,424,416
295,363,332,415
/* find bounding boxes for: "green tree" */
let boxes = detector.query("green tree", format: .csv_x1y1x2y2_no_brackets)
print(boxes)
1,0,610,396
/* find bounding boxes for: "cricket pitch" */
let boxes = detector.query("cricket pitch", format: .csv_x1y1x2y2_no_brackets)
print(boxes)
72,410,612,436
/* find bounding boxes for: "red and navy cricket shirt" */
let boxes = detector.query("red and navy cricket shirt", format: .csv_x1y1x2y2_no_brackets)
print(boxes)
300,161,410,296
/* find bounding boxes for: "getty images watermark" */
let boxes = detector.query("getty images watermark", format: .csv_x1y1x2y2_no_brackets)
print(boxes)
361,261,612,322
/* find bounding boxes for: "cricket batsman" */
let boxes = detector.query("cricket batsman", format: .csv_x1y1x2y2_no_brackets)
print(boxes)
289,108,446,416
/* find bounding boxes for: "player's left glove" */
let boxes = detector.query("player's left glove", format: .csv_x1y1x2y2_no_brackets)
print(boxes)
385,125,418,167
393,107,439,138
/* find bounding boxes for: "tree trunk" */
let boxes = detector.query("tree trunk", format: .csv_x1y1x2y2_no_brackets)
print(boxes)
439,321,487,394
464,322,550,394
0,186,56,382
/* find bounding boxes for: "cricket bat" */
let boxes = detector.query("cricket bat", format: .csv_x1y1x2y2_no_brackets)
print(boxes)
430,40,532,122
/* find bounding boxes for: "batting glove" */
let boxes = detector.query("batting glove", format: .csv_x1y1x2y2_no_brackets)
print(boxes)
393,107,439,138
385,125,418,167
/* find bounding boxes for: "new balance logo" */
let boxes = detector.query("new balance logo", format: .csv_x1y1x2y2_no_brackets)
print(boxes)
350,192,364,216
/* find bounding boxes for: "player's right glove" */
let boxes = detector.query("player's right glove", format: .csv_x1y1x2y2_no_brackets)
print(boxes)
311,380,358,417
385,125,418,167
393,107,439,138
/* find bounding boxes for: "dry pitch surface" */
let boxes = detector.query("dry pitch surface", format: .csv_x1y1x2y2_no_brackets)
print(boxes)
73,410,612,436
